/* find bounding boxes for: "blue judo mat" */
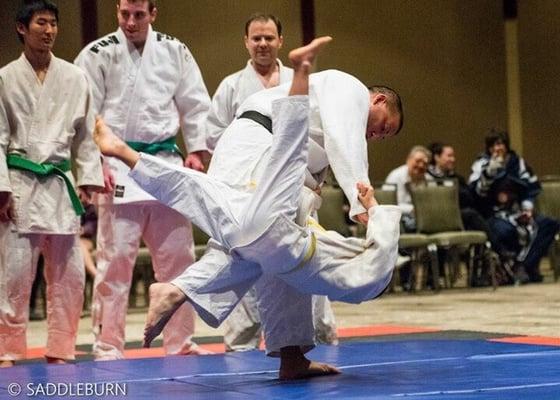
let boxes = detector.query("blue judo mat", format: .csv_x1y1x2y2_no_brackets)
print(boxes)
1,339,559,399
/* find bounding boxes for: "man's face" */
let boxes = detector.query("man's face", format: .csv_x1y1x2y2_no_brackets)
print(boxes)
244,19,283,69
366,93,400,141
17,11,58,52
117,0,156,48
490,140,507,159
407,151,429,180
436,146,456,172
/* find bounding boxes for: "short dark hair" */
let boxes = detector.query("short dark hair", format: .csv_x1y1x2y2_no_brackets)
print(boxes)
116,0,157,13
428,142,444,165
16,0,58,43
368,85,404,134
485,129,510,155
244,13,282,36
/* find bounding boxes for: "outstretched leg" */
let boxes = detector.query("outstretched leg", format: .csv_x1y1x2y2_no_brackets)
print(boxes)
94,119,243,248
282,36,340,381
237,36,333,244
248,36,340,380
93,123,139,169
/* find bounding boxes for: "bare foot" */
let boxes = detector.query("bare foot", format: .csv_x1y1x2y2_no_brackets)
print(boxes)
279,346,341,380
93,117,127,157
288,36,332,71
143,283,188,348
46,356,66,365
183,345,213,356
0,360,15,368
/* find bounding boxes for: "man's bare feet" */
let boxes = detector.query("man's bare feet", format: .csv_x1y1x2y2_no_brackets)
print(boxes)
0,360,15,368
279,346,340,380
143,283,188,348
46,356,66,365
288,36,332,71
93,117,127,157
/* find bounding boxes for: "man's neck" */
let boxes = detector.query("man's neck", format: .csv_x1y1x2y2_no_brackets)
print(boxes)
133,41,146,55
24,49,51,70
24,49,52,82
252,61,279,87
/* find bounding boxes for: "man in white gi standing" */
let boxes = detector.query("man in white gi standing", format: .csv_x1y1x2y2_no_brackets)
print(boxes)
74,0,211,360
206,13,293,150
208,13,337,353
0,0,104,368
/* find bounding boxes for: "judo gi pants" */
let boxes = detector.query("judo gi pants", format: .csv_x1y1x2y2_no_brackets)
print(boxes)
93,200,199,359
0,225,84,361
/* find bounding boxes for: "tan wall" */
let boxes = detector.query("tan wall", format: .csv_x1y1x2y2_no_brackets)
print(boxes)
518,0,560,176
1,1,556,178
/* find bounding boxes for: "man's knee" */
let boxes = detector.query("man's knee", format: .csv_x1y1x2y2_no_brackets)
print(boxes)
489,218,516,239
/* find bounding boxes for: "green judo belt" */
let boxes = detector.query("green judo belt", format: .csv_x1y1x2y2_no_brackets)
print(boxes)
6,154,85,216
126,136,183,157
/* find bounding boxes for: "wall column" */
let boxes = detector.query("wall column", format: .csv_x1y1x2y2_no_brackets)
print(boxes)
80,0,99,46
300,0,315,44
504,0,523,154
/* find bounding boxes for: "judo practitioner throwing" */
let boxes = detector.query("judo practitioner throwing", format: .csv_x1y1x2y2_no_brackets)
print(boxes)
93,37,402,379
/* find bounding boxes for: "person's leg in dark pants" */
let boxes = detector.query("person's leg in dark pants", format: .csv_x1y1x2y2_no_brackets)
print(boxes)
487,217,520,257
522,215,560,282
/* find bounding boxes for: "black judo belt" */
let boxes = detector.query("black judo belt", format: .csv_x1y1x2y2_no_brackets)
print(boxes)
238,111,272,133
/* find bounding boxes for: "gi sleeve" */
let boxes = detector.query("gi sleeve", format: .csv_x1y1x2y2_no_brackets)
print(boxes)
175,44,211,154
516,157,541,209
317,71,371,221
74,47,108,116
70,74,104,188
206,78,235,151
0,76,11,193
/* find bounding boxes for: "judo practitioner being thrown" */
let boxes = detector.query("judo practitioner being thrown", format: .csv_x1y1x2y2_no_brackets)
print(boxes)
93,37,402,379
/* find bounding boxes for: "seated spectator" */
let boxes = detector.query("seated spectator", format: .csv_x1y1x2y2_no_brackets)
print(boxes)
428,142,498,285
385,146,431,289
386,145,432,232
428,142,496,236
469,130,560,283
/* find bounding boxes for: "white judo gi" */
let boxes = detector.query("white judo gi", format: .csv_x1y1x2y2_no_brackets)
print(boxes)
75,26,211,359
0,54,104,361
130,96,400,339
206,59,293,151
207,60,337,351
170,69,372,355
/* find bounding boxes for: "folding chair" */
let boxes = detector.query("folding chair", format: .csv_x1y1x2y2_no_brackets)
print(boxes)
537,179,560,281
410,180,495,289
375,183,439,291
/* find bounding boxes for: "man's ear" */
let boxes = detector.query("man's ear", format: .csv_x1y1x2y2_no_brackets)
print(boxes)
278,35,284,49
372,93,387,105
150,7,158,22
16,22,26,37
